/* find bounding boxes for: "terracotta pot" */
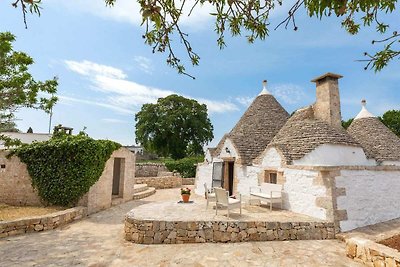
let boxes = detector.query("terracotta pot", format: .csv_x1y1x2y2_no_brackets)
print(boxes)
181,194,190,203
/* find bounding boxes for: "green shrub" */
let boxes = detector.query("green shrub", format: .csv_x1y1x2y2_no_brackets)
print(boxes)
165,156,203,178
12,135,120,206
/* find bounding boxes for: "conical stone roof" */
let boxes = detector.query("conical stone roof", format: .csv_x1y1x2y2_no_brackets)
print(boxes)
268,106,360,164
347,117,400,162
217,93,289,164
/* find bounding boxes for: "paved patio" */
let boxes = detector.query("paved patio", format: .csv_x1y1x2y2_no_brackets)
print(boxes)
131,187,325,222
0,188,361,266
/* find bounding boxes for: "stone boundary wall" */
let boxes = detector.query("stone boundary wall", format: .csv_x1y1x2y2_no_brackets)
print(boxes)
135,176,194,189
135,163,168,177
0,206,87,238
345,237,400,266
181,178,195,185
125,219,335,244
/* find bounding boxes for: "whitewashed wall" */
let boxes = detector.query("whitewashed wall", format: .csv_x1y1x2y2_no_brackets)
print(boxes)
293,144,376,166
335,170,400,231
236,165,260,196
283,169,328,220
260,148,282,168
194,162,213,195
204,149,213,163
218,138,238,158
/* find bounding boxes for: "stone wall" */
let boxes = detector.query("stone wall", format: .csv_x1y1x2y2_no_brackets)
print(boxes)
0,151,42,206
283,168,327,220
181,178,195,185
79,148,136,214
345,237,400,266
135,163,168,177
0,206,87,238
335,169,400,232
135,176,183,189
0,148,135,215
125,218,335,244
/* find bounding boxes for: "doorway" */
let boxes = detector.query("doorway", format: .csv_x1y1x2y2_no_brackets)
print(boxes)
223,160,235,196
112,158,122,196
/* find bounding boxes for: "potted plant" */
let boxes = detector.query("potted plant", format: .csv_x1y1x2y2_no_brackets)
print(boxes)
181,187,191,203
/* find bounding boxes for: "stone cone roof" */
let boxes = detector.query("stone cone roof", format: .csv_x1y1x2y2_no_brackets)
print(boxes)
347,117,400,162
268,106,360,164
217,94,289,164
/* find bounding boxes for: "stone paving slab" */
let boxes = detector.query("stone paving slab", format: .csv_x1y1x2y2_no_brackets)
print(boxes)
0,188,361,266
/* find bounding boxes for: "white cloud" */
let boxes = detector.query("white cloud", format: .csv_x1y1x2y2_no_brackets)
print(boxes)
197,99,239,113
64,60,238,114
134,56,153,74
58,95,132,114
65,60,127,79
270,83,306,104
49,0,214,30
235,96,255,107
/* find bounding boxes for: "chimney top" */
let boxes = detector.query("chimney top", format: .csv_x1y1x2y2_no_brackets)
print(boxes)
311,72,343,83
259,79,271,96
355,99,375,120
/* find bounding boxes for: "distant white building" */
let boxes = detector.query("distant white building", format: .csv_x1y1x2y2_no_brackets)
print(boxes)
124,145,144,155
0,132,52,150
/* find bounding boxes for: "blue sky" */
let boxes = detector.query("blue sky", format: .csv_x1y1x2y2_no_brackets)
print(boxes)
1,1,399,146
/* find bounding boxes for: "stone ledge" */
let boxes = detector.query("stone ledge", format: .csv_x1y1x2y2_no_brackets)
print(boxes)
124,218,336,244
0,206,87,238
345,237,400,266
135,176,183,189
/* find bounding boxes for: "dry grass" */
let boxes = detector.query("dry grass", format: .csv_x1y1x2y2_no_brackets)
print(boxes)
379,235,400,252
0,203,64,221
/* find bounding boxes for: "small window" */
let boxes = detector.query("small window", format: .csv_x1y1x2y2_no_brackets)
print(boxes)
264,170,277,184
269,172,277,184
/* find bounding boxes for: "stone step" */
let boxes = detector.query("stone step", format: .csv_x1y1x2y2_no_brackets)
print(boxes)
133,184,149,194
133,187,156,200
111,197,124,206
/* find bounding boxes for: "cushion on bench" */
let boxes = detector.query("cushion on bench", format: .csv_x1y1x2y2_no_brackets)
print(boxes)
250,192,281,199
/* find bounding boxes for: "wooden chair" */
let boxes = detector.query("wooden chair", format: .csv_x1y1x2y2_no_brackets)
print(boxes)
214,187,241,218
204,183,216,209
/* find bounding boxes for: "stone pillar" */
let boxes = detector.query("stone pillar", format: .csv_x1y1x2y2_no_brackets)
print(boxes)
311,73,343,129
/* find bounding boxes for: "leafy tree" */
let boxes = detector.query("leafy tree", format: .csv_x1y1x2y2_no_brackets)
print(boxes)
135,94,214,159
341,118,354,129
0,31,58,145
0,121,19,132
380,110,400,137
11,0,399,77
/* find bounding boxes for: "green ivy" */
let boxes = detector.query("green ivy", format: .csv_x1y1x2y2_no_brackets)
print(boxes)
12,135,121,206
165,156,203,178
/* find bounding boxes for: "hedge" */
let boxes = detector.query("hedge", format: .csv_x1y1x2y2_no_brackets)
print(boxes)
165,156,203,178
12,135,121,206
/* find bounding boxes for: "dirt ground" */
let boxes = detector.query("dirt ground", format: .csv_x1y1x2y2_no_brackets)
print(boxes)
0,203,64,221
379,235,400,251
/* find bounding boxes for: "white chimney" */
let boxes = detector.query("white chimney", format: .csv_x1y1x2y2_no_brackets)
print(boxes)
259,80,271,95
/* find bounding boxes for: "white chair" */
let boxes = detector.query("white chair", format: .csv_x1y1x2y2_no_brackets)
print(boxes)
204,183,216,209
214,187,241,218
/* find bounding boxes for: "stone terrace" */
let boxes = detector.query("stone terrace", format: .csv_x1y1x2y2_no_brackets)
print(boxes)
0,188,361,266
125,188,336,244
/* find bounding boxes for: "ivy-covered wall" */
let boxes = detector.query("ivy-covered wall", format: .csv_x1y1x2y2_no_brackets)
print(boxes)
12,135,121,206
0,136,136,213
